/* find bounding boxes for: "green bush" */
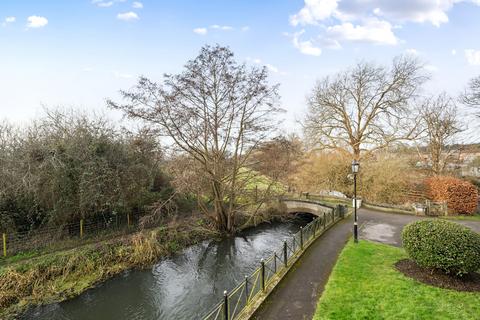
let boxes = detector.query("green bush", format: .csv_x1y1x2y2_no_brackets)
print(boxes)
402,220,480,276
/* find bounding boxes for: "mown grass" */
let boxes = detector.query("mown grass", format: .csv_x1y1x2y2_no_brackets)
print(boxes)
313,240,480,320
441,213,480,222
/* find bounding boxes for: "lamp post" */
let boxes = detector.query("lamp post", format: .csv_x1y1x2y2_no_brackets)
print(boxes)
352,160,360,243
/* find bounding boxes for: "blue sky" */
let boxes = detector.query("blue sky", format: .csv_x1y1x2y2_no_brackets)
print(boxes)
1,0,480,134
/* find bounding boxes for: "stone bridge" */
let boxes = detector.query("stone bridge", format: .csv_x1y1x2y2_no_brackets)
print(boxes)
281,199,343,217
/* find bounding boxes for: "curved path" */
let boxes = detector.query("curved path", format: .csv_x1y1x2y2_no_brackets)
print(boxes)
251,208,480,320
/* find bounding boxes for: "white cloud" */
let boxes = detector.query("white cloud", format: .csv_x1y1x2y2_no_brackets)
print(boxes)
132,1,143,9
288,0,480,53
320,37,342,49
265,63,280,73
451,49,457,55
117,12,139,21
241,26,250,32
210,24,233,31
405,48,419,55
336,0,459,27
193,25,238,35
246,57,284,74
96,1,114,7
373,7,382,16
292,0,480,28
290,0,339,26
2,16,16,27
465,49,480,66
193,27,208,35
92,0,126,7
338,0,454,27
292,30,322,56
326,18,398,45
26,16,48,29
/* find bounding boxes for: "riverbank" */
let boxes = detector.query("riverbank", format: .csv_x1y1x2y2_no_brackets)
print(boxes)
0,216,218,319
0,205,292,319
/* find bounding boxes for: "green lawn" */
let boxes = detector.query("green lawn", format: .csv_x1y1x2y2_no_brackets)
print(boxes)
313,240,480,320
441,213,480,222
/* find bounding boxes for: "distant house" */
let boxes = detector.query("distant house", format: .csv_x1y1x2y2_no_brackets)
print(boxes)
414,144,480,177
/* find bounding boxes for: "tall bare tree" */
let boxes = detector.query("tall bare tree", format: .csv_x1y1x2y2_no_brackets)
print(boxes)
419,93,463,175
462,75,480,118
108,45,281,233
304,56,429,160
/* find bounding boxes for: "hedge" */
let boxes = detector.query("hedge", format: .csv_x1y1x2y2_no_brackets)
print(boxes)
425,176,478,215
402,220,480,276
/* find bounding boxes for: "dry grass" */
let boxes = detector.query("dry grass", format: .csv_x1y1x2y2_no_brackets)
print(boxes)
0,219,217,319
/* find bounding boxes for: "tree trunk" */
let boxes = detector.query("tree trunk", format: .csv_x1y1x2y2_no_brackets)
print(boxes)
211,180,235,233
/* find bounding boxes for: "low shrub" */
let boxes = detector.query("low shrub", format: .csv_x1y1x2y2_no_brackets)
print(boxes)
402,220,480,276
425,176,479,215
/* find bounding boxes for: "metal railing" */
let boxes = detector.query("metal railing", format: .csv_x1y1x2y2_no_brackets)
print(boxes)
202,203,345,320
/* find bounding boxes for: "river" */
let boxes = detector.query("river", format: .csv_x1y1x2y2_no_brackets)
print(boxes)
22,215,312,320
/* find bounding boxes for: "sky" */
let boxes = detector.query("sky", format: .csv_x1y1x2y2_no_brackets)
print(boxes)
1,0,480,135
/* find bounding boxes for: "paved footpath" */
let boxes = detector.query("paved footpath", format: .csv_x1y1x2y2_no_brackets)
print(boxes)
252,209,480,320
359,209,480,246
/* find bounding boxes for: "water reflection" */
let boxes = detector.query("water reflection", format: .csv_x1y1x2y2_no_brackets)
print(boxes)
23,216,312,320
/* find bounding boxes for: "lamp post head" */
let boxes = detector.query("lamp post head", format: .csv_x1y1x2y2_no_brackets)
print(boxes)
351,160,360,174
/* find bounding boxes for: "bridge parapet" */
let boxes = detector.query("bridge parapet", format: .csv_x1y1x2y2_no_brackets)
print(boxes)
281,199,338,217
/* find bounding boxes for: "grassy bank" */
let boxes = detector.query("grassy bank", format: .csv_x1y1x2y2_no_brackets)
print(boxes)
313,240,480,320
0,218,218,319
0,202,291,319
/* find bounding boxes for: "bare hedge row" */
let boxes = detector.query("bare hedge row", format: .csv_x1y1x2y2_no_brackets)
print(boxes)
425,176,478,215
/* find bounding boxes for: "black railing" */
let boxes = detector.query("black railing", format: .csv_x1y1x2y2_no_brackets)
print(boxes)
202,203,346,320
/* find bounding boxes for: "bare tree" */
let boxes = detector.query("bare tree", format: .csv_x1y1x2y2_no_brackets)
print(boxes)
108,45,281,233
249,135,303,189
419,93,463,175
304,56,429,160
462,75,480,118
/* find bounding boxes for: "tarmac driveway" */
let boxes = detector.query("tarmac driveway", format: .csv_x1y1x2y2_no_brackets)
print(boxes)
359,208,480,247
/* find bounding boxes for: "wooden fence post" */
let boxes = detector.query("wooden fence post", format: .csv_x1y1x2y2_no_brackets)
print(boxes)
80,219,84,238
127,213,131,227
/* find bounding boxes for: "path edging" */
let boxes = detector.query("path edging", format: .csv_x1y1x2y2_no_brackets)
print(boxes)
236,210,351,320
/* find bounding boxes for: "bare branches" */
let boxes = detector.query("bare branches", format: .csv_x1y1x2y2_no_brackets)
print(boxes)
419,93,463,175
461,75,480,118
108,45,282,233
304,56,429,160
0,108,168,228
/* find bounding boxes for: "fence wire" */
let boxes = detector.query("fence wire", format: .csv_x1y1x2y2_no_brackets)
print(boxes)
1,212,140,257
